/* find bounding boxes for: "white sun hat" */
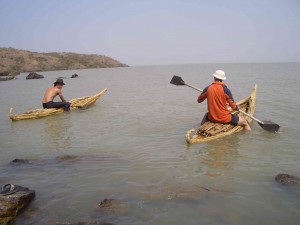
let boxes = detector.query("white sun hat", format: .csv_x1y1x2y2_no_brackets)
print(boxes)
213,70,226,80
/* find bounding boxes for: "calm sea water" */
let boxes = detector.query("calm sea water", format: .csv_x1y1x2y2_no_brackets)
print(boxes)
0,63,300,225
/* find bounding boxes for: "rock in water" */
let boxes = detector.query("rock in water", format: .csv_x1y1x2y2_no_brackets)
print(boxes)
98,199,129,214
70,73,79,78
55,155,81,162
57,222,114,225
0,185,35,225
0,72,14,81
10,159,31,165
0,72,9,76
0,76,14,81
26,72,44,79
275,174,300,185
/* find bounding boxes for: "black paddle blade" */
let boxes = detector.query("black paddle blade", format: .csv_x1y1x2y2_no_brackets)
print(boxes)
259,121,280,133
170,75,185,86
76,106,88,110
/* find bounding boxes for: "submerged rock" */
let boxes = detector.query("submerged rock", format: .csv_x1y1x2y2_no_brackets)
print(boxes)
98,199,129,214
26,72,44,79
0,185,35,225
57,222,114,225
55,155,81,162
10,159,31,165
275,173,300,185
70,73,79,78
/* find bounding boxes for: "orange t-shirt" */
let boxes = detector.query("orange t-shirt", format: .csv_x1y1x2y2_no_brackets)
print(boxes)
198,82,238,123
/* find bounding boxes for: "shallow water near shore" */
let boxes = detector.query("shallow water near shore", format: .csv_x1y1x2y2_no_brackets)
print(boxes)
1,63,300,224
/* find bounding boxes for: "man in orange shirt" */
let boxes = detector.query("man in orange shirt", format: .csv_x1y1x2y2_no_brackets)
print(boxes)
198,70,251,131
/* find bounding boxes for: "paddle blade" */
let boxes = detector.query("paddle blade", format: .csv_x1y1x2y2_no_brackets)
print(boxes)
78,106,88,110
74,106,88,110
170,75,185,86
259,121,280,133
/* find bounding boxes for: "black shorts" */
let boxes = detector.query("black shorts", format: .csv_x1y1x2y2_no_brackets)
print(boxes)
229,114,239,126
206,112,239,126
43,101,70,111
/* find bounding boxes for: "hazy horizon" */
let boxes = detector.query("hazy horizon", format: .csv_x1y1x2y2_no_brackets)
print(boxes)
0,0,299,66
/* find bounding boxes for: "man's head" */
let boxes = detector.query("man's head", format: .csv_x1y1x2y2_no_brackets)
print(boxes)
213,70,226,81
54,78,65,88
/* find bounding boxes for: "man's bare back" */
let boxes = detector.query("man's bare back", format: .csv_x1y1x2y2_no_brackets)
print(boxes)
42,86,66,103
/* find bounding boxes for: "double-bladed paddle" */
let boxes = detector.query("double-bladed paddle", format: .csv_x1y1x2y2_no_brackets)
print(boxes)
170,75,280,133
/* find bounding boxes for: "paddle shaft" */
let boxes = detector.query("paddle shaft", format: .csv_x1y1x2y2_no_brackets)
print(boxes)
182,82,261,123
184,83,203,92
238,110,264,124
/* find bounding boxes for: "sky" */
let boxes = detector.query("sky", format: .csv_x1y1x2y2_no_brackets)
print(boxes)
0,0,300,65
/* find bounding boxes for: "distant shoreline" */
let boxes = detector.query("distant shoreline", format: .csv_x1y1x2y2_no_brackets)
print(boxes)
0,47,128,77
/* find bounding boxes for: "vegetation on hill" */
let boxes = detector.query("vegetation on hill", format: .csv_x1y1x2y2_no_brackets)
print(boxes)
0,47,128,76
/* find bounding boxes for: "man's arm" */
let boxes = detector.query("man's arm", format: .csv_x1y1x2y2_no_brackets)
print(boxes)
58,89,67,102
198,93,206,103
197,86,209,103
224,87,238,110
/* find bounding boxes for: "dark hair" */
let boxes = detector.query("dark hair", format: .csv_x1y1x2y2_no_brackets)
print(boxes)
214,77,223,82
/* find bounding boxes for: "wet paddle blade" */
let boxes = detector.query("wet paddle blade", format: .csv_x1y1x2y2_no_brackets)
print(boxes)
258,121,280,133
76,106,88,110
170,75,185,86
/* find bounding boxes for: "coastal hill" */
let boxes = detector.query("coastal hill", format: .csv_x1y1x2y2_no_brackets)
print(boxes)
0,47,128,76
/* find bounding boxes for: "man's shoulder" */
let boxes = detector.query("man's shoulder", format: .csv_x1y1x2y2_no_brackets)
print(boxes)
46,86,60,93
203,83,214,92
52,86,61,92
221,84,231,92
203,84,212,92
222,85,234,98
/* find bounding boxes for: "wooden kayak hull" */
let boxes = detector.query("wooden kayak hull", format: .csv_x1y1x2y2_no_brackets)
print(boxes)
186,85,257,144
9,88,107,121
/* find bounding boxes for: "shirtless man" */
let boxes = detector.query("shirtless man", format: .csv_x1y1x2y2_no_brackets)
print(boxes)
42,78,70,111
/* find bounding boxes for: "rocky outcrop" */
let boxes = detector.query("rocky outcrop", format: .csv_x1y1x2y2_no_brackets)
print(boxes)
26,72,44,79
0,185,35,225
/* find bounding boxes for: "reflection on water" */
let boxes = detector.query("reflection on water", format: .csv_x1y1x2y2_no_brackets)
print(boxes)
44,114,72,150
202,136,240,177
